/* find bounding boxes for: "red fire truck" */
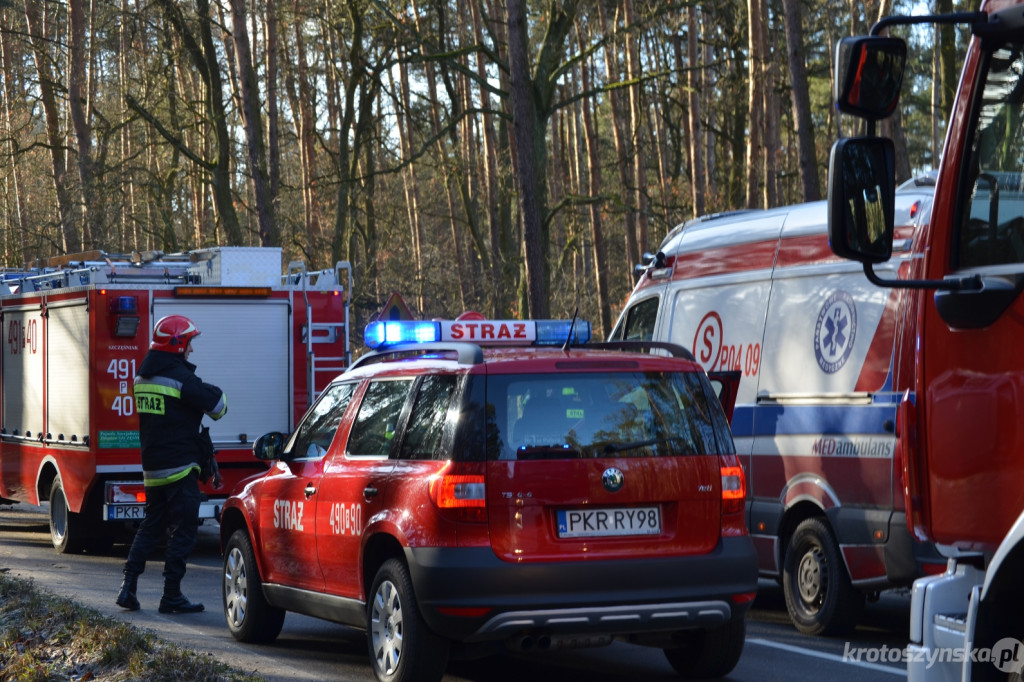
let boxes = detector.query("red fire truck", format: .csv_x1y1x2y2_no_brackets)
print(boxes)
828,1,1024,678
0,247,351,554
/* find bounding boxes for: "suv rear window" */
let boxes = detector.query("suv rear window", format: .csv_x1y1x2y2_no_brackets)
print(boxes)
481,371,734,460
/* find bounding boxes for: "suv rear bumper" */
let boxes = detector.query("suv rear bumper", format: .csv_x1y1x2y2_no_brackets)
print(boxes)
405,536,757,641
466,599,733,642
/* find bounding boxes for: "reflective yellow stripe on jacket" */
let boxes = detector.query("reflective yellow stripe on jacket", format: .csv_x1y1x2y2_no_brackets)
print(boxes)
143,465,200,487
134,377,183,416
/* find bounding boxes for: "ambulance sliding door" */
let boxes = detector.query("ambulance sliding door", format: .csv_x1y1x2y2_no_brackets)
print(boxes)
756,202,900,516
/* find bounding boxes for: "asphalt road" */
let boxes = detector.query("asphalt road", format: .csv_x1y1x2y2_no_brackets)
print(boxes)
0,502,910,681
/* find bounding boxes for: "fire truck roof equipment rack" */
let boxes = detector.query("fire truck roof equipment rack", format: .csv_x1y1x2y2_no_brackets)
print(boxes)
2,246,318,293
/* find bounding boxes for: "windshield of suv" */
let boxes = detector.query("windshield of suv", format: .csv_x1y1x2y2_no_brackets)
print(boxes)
484,371,734,460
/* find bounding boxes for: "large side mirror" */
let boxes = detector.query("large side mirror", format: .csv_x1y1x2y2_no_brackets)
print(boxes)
827,136,896,264
253,432,287,461
835,36,907,120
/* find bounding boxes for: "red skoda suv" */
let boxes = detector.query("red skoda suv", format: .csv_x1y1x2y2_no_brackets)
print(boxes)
219,317,757,682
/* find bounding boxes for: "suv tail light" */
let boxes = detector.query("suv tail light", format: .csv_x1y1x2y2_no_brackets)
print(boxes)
720,461,745,513
719,455,747,536
429,461,487,523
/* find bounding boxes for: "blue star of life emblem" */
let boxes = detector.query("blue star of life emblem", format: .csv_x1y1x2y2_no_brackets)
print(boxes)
814,291,857,374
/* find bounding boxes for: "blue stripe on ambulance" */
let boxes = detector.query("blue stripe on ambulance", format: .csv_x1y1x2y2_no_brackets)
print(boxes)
730,401,901,438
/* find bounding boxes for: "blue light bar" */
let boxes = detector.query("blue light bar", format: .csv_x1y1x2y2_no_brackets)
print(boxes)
365,320,440,349
535,319,591,345
364,318,592,350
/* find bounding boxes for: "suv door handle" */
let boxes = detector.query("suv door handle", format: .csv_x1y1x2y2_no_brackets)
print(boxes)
304,484,316,498
364,487,378,499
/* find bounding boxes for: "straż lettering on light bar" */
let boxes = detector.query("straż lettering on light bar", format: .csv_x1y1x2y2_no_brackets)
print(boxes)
364,319,591,349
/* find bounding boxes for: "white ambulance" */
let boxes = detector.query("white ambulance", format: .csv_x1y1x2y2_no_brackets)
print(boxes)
609,176,945,635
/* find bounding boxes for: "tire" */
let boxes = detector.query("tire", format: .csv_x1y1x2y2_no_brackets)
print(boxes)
664,616,746,679
223,529,285,643
48,478,86,554
782,517,864,636
367,558,449,682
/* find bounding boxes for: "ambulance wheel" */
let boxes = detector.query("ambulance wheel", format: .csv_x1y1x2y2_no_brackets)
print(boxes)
223,530,285,643
783,517,864,636
48,478,86,554
367,558,449,682
663,616,746,678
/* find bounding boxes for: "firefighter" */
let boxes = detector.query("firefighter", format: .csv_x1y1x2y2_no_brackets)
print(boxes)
116,315,228,613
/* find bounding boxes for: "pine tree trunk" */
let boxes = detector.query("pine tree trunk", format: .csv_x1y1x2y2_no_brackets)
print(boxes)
506,0,547,318
25,0,79,253
229,0,276,246
782,0,821,202
580,43,612,337
745,0,763,209
686,8,706,216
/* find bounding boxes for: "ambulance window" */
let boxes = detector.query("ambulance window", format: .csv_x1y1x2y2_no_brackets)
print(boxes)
615,297,659,342
287,382,357,460
956,41,1024,269
346,379,414,457
399,375,458,461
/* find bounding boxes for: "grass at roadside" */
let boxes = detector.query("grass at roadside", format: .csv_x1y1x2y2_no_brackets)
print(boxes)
0,570,264,682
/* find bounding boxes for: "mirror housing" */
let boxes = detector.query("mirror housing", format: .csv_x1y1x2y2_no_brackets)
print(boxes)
827,136,896,264
834,36,906,120
253,432,287,461
827,136,985,296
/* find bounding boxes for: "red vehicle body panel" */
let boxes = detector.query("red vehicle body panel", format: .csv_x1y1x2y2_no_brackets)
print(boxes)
486,457,721,562
904,12,1024,550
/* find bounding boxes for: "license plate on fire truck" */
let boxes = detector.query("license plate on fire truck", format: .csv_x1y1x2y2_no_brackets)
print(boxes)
556,506,661,538
106,504,145,520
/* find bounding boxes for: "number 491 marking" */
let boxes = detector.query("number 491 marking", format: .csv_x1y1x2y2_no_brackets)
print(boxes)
107,358,136,380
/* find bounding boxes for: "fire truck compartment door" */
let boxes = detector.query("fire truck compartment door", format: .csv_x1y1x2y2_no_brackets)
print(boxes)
47,302,90,442
153,301,292,443
2,306,46,439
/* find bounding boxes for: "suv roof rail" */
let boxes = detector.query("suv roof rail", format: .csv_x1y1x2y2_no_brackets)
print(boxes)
586,340,696,361
349,342,484,370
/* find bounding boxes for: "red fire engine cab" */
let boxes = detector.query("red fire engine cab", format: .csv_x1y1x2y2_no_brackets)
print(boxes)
0,247,351,553
828,1,1024,678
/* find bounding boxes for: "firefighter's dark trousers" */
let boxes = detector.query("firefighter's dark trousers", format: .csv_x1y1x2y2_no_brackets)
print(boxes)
122,469,201,593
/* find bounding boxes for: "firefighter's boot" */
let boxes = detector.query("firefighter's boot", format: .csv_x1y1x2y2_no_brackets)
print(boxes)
116,573,140,611
159,582,204,614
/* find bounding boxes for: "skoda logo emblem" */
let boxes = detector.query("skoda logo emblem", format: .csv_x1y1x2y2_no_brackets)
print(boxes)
602,467,624,493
